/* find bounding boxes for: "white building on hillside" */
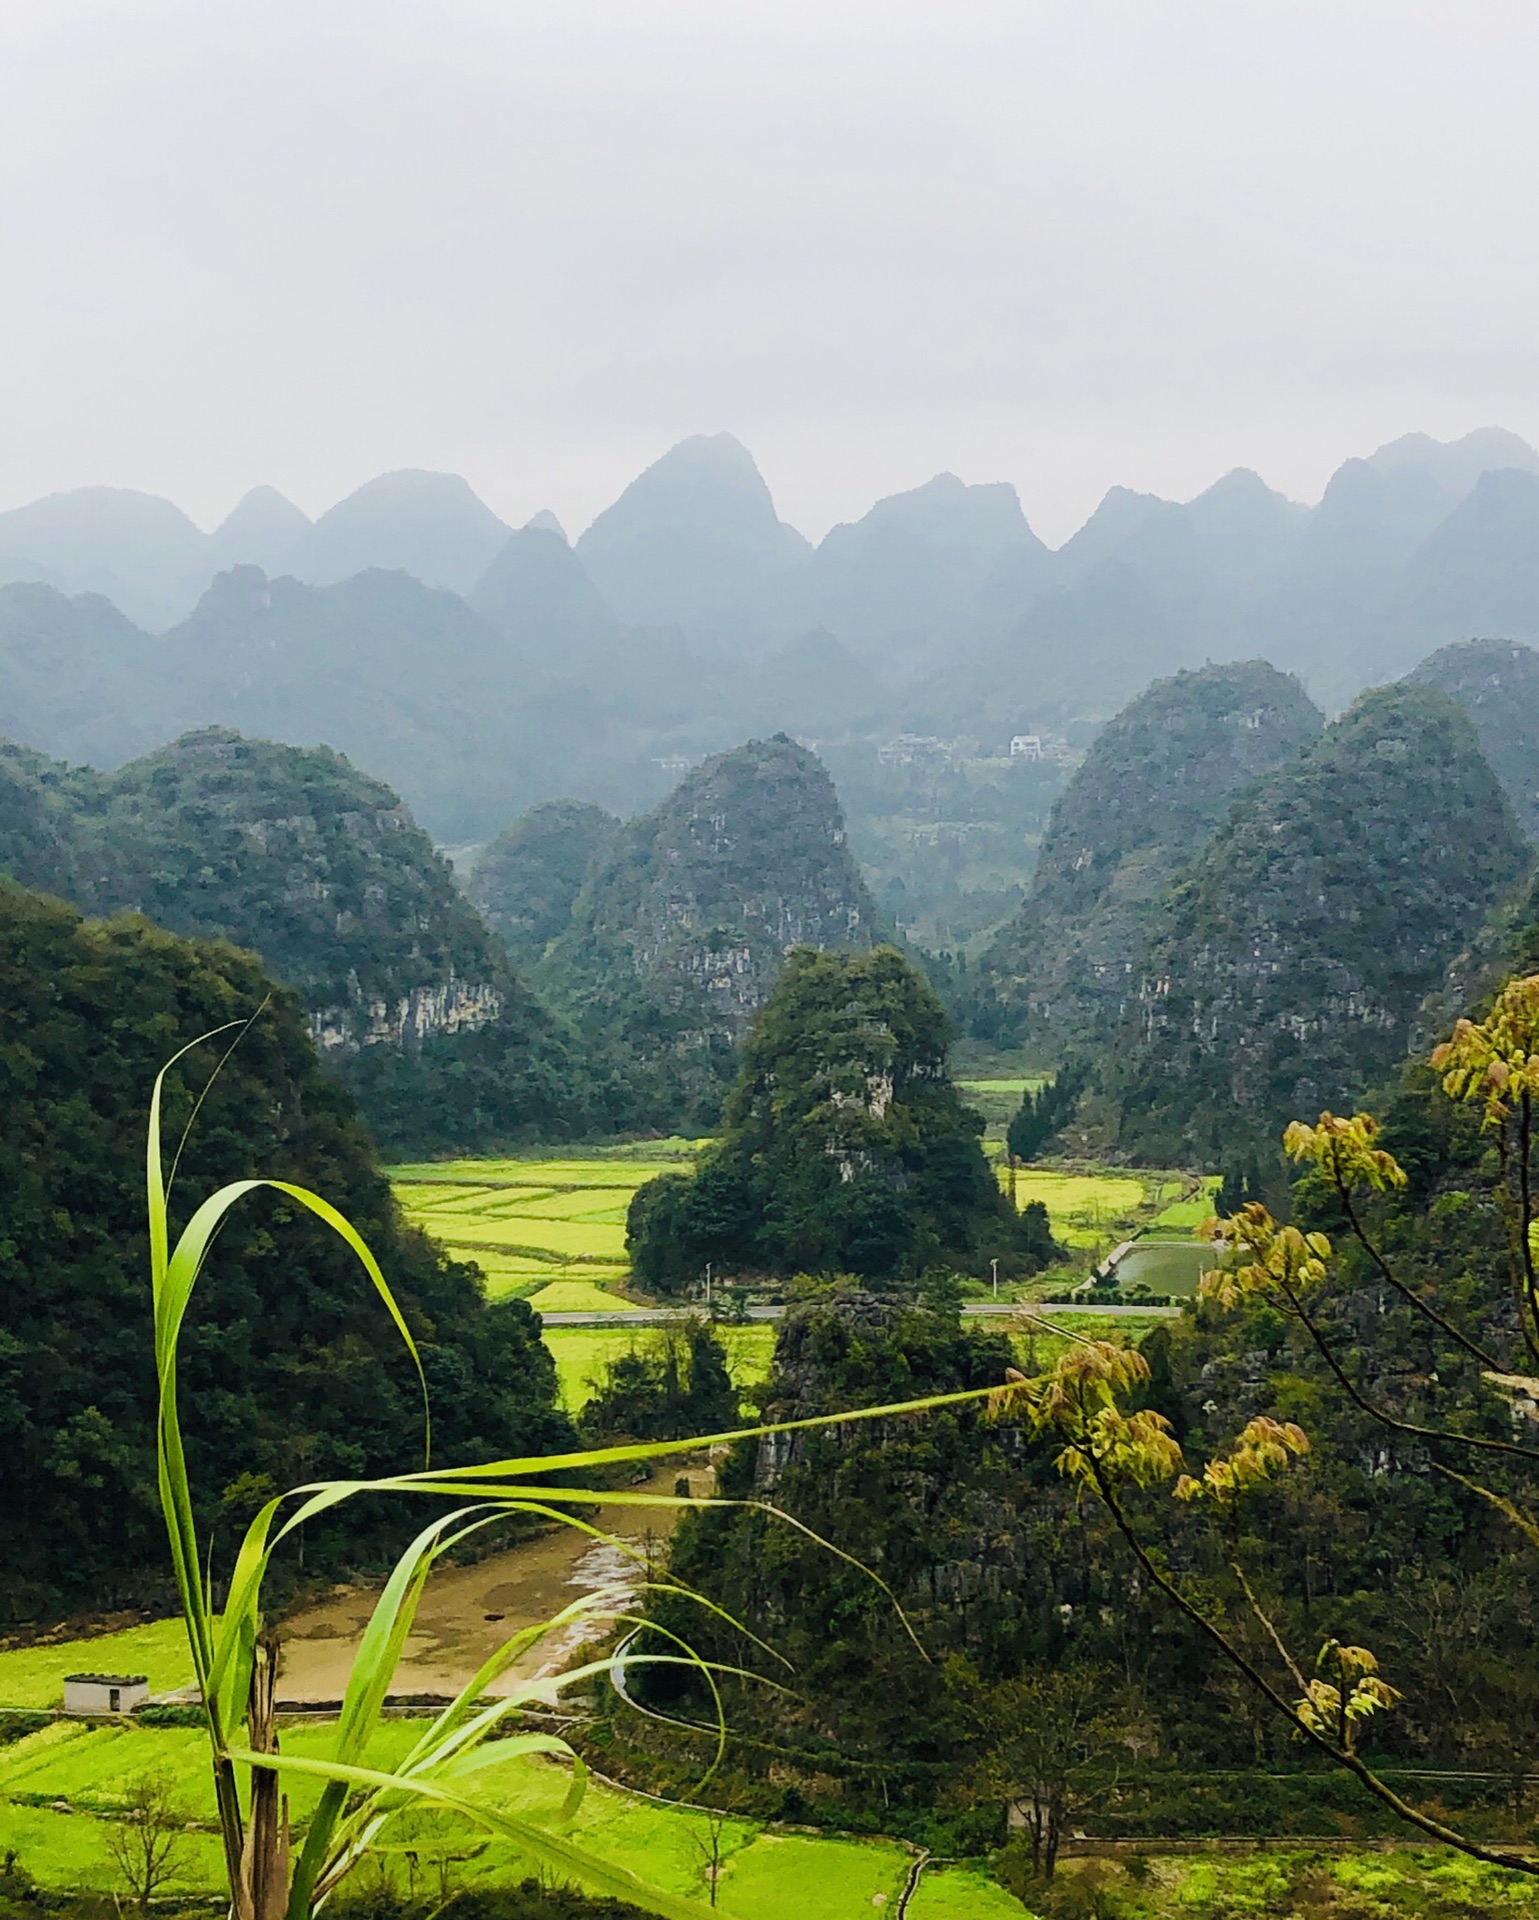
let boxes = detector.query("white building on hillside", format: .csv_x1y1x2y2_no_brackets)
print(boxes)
63,1672,149,1716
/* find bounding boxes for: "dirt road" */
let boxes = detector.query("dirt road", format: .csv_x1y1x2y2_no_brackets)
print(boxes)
277,1462,706,1703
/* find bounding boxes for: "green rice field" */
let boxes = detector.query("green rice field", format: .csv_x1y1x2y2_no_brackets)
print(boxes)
4,1719,1537,1917
0,1717,1001,1917
0,1619,191,1711
388,1149,705,1311
1003,1168,1151,1247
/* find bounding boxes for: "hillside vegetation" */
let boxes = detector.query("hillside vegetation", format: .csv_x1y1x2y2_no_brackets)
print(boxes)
0,879,571,1623
984,660,1324,1056
537,736,882,1130
0,729,607,1156
1107,683,1530,1161
627,945,1052,1289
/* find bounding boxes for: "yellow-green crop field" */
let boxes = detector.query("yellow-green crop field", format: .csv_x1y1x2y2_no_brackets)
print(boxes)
0,1619,192,1711
543,1323,777,1414
1002,1169,1149,1247
388,1149,705,1312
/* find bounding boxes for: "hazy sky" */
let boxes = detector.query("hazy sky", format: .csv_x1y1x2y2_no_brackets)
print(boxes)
3,1,1539,545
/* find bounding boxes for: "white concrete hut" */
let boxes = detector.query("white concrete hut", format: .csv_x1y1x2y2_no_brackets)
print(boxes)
63,1672,149,1716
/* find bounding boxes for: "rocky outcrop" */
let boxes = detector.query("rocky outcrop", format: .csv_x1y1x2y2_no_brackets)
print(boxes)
74,728,506,1047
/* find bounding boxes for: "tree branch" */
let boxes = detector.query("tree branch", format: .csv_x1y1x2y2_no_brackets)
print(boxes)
1329,1158,1502,1372
1271,1274,1539,1466
1083,1452,1539,1877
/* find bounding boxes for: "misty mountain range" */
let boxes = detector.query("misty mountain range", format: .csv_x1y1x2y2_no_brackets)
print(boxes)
5,423,1539,870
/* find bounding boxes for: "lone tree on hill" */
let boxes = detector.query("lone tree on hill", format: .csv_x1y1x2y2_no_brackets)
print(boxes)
628,945,1056,1293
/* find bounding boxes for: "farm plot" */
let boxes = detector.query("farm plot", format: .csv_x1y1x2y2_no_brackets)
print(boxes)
0,1618,191,1711
0,1719,925,1919
543,1323,777,1414
1003,1169,1150,1247
389,1153,701,1308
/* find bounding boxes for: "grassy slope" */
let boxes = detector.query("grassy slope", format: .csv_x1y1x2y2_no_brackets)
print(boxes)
0,1620,191,1710
9,1724,1539,1916
0,1719,925,1917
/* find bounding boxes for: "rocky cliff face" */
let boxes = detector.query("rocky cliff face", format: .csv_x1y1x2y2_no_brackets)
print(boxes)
1107,684,1530,1163
73,728,506,1050
985,660,1324,1057
540,733,881,1126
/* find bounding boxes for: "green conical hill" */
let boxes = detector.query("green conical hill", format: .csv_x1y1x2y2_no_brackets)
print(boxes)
1408,636,1539,842
1109,683,1530,1163
985,660,1323,1055
0,728,605,1154
539,734,882,1129
469,798,619,967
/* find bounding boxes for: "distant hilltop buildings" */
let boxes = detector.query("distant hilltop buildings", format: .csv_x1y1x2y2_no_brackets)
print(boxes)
877,731,1081,768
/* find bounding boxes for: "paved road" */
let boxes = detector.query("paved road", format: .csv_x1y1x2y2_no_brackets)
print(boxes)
537,1301,1181,1326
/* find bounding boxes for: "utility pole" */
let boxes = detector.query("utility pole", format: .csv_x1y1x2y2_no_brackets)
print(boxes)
705,1262,712,1311
991,1258,999,1299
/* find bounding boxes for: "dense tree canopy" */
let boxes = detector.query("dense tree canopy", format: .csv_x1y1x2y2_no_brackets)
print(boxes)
468,798,617,968
0,880,572,1623
0,728,613,1157
627,945,1049,1289
983,660,1324,1054
540,736,882,1132
1108,684,1530,1164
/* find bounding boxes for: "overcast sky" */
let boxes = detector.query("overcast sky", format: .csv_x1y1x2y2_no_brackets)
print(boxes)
3,1,1539,545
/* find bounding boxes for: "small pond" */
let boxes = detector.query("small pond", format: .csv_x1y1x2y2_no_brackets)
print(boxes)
1111,1240,1214,1297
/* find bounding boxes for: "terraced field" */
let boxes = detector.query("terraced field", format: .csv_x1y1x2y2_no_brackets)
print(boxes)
389,1149,704,1313
4,1718,1535,1918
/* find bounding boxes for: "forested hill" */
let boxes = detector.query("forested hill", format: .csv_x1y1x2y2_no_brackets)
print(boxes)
78,728,502,1045
0,729,607,1155
469,799,619,968
983,660,1324,1056
1107,683,1530,1164
0,878,572,1623
536,734,882,1130
1407,636,1539,842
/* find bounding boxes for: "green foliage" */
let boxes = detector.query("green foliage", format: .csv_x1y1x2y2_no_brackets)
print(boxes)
1109,684,1531,1164
1215,1159,1263,1217
578,1320,740,1442
1006,1062,1087,1163
628,947,1049,1289
637,1294,1025,1791
0,727,615,1157
0,878,573,1624
1410,636,1539,844
469,801,618,968
985,660,1324,1053
537,737,883,1132
330,1891,654,1920
74,728,501,1026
